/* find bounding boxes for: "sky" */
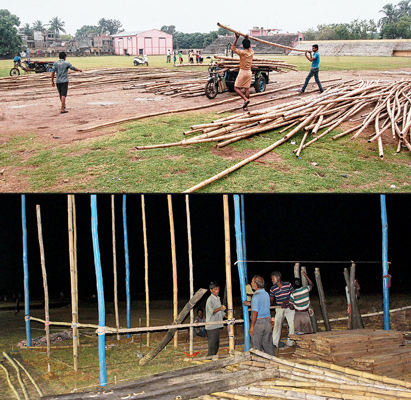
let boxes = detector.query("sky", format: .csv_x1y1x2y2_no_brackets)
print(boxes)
0,193,410,303
7,0,392,36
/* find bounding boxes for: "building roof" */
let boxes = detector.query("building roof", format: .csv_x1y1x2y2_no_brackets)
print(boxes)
111,31,145,37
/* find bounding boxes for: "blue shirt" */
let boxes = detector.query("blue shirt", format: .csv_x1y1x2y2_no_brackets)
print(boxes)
312,52,320,69
251,288,271,319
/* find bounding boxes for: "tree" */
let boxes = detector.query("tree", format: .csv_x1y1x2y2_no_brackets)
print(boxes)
98,18,122,35
22,23,33,36
60,34,73,41
160,25,177,35
32,20,45,31
75,25,99,37
48,16,66,36
398,0,411,16
378,3,398,28
0,9,22,57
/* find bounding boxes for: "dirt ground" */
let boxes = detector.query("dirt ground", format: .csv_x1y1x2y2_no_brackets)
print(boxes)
1,67,410,192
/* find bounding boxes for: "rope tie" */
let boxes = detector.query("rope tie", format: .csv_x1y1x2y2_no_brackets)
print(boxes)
97,326,107,335
227,318,236,325
24,315,30,321
71,323,79,328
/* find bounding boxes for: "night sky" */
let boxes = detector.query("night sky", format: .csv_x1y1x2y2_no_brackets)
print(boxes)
0,194,409,302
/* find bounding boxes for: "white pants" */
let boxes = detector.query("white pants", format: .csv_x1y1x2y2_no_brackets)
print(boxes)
272,307,295,347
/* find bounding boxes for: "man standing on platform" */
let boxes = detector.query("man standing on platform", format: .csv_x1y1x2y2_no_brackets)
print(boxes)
205,281,226,356
243,275,275,355
290,271,314,334
270,271,295,348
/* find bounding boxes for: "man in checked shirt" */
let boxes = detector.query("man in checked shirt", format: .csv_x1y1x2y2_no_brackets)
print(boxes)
270,271,295,348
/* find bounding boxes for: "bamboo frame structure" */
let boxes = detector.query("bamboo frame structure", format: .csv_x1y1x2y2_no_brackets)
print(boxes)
167,195,179,348
36,205,51,358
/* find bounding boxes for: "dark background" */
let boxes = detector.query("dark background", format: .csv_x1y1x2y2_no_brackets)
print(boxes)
0,194,408,302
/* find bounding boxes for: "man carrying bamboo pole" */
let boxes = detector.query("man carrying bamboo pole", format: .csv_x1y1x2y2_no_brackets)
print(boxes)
270,271,295,348
231,34,254,111
299,44,324,94
205,281,226,356
289,271,314,334
243,276,275,355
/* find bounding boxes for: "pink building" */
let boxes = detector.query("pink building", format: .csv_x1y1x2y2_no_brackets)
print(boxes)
112,29,173,56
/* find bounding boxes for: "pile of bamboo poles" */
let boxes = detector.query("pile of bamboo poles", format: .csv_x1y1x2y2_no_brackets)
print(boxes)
134,78,411,192
212,55,298,73
140,76,209,97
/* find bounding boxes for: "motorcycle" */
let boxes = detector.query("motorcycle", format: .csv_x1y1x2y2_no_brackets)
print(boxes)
133,56,148,66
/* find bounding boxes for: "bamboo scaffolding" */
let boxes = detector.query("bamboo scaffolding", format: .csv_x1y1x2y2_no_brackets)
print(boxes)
36,205,51,358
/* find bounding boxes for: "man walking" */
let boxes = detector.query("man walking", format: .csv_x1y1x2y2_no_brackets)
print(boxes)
205,281,226,356
243,275,275,355
51,52,82,113
231,34,254,111
270,271,295,348
290,271,314,334
299,44,323,94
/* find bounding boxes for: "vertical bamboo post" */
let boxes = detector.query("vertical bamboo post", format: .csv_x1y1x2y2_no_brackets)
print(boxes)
301,266,318,333
343,267,354,329
223,195,235,354
21,195,32,347
233,195,250,352
36,205,50,359
185,195,194,356
240,195,248,283
122,195,131,339
90,195,107,387
380,195,390,330
314,268,331,331
68,195,78,371
167,195,178,348
111,195,120,341
141,195,150,347
294,263,301,281
350,262,364,329
72,195,79,347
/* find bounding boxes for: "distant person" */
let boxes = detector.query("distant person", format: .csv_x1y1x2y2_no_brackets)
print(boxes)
198,51,203,64
196,51,199,64
289,271,314,334
270,271,295,348
243,275,276,355
231,34,254,111
167,49,171,63
205,281,226,356
299,44,324,94
178,51,183,64
189,50,194,64
51,52,82,114
173,51,177,65
143,55,149,66
13,54,21,66
194,307,206,337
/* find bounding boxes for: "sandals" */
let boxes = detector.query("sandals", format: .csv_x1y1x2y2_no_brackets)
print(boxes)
60,110,68,114
242,100,250,111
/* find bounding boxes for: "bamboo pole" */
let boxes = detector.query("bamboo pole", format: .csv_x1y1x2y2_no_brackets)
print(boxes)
314,268,331,331
13,358,44,397
141,194,150,347
223,195,235,354
36,204,50,359
3,352,29,400
111,195,120,341
217,23,309,53
0,363,22,400
350,262,364,329
185,195,195,356
301,266,318,333
167,194,178,348
67,195,78,371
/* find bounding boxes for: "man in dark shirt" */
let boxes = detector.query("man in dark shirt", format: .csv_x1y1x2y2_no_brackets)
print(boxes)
51,52,82,114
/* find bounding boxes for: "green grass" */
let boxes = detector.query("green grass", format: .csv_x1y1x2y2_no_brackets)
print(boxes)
1,54,410,77
2,113,410,192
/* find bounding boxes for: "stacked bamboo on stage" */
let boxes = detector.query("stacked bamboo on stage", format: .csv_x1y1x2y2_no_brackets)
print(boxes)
42,348,411,400
290,329,405,366
213,55,298,73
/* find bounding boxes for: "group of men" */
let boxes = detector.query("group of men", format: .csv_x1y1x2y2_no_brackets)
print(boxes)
204,271,315,357
231,33,324,111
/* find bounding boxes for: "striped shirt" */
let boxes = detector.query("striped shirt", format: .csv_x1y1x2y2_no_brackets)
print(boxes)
269,281,293,308
290,285,312,310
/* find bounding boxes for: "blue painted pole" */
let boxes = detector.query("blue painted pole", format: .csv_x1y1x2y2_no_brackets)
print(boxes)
21,195,32,347
380,195,390,330
90,195,107,386
240,195,248,283
122,195,131,338
233,195,250,352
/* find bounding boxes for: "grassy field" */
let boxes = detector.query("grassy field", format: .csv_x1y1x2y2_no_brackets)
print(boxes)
1,54,411,77
1,112,410,192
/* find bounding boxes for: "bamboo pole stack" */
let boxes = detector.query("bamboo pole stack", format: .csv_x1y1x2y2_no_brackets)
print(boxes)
134,78,411,192
212,55,298,73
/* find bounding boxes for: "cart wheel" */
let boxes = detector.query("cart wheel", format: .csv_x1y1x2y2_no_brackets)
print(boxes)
205,81,218,99
134,60,138,66
254,75,266,93
10,68,20,77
